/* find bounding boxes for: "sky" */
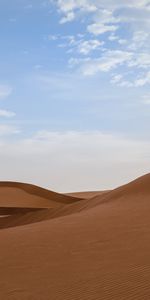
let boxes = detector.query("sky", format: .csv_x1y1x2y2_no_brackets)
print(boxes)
0,0,150,192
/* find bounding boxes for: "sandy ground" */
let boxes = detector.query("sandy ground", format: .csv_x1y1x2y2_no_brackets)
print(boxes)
0,174,150,299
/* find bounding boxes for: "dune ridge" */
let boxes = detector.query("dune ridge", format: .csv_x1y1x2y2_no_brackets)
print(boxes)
66,190,109,199
0,181,82,208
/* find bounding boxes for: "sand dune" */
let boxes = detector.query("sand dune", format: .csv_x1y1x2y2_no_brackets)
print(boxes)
0,182,83,229
66,190,109,199
0,174,150,299
0,181,81,208
88,172,150,207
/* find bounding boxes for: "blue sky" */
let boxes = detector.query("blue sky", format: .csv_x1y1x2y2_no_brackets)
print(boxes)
0,0,150,191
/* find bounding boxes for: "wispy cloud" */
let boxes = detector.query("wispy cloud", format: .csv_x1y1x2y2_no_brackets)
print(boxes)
58,35,104,55
70,50,133,76
77,39,104,55
0,85,12,99
88,23,118,35
60,11,75,23
0,109,16,118
51,0,150,86
134,71,150,87
0,125,20,136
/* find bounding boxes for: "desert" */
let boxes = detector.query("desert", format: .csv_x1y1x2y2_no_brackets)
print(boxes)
0,174,150,299
1,1,150,299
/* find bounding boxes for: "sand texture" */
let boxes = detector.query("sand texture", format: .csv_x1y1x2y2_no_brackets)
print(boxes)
0,174,150,299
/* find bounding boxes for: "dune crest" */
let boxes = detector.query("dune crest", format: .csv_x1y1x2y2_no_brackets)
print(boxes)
84,173,150,208
0,181,82,208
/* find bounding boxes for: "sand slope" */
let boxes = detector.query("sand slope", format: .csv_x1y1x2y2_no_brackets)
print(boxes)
66,190,109,199
0,174,150,299
0,181,81,208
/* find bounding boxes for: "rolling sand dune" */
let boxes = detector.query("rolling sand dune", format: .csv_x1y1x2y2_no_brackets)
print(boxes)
0,174,150,299
0,181,81,208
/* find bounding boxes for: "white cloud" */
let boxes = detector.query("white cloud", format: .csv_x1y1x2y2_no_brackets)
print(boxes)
111,73,136,87
57,35,104,55
57,0,97,15
52,0,150,86
55,0,150,22
58,1,89,24
55,0,150,26
88,23,118,35
80,50,133,76
118,39,128,45
0,109,16,118
76,39,104,55
50,33,103,54
0,125,20,136
48,34,59,41
56,0,78,13
108,34,119,41
128,53,150,69
110,70,150,88
0,130,149,191
60,11,75,23
86,7,120,35
134,71,150,86
128,31,150,50
0,85,12,99
111,74,123,84
142,94,150,104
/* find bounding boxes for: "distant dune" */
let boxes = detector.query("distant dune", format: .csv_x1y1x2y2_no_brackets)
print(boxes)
66,190,109,199
0,174,150,299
